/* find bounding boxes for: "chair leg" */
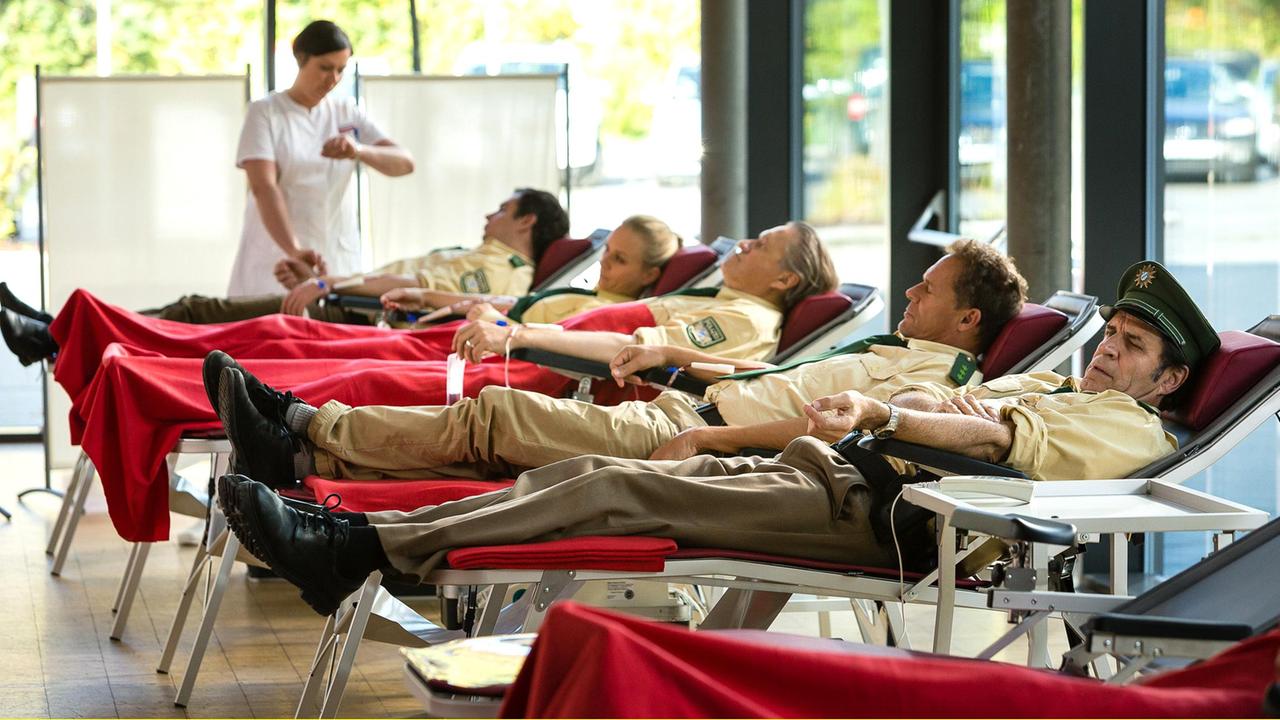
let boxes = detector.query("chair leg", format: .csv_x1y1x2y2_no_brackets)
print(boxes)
110,542,151,640
173,532,239,707
316,572,382,719
44,453,85,541
47,453,88,554
0,505,10,520
50,457,96,576
296,614,342,718
157,538,214,674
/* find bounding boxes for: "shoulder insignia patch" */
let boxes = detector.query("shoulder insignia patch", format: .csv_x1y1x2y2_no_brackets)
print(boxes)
686,317,727,348
460,269,490,294
508,255,528,268
948,353,977,385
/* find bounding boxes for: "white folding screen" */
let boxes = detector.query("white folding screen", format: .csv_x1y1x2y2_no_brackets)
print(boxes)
359,75,560,268
40,75,247,468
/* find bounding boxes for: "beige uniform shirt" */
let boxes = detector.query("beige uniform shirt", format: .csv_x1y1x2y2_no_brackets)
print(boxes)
519,289,632,324
375,239,535,296
892,372,1177,481
707,338,981,427
635,288,783,361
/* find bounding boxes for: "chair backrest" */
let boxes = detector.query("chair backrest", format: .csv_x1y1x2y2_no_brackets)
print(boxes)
1136,320,1280,479
982,291,1102,377
646,245,720,296
979,303,1069,377
690,236,744,289
772,283,880,362
531,229,609,290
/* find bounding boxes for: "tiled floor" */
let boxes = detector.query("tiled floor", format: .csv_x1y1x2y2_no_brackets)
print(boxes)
0,441,1069,718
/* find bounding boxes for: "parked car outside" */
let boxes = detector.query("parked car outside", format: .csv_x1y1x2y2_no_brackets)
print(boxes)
1165,57,1259,182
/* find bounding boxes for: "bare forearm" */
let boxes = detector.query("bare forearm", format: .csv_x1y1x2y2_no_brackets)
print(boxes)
515,329,634,363
890,390,945,411
664,346,774,380
336,273,418,297
357,143,414,176
250,183,301,255
694,418,810,453
893,409,1014,463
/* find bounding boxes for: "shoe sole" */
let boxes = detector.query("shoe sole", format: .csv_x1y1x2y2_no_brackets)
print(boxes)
216,474,270,564
237,485,344,617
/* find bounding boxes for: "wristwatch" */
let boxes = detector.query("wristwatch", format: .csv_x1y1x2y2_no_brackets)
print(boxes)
872,402,900,439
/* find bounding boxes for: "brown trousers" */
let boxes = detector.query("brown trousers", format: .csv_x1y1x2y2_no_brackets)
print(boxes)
140,293,363,324
309,386,708,480
367,436,897,581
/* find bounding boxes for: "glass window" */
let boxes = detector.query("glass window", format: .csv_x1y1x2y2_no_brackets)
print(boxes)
956,0,1007,242
409,1,702,241
802,0,889,299
1157,0,1280,574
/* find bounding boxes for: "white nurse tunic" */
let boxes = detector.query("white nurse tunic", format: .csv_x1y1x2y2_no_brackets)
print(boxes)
227,91,387,297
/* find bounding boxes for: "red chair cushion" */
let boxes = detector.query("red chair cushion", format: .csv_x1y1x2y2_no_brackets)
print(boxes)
980,303,1068,377
531,236,590,289
447,536,678,571
777,292,854,355
303,476,514,513
1167,329,1280,431
649,246,718,296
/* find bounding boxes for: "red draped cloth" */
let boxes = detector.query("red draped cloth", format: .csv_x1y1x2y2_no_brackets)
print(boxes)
68,300,659,543
50,288,664,400
501,602,1279,718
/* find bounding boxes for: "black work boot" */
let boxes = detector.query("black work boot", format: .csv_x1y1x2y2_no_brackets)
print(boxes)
231,476,370,616
216,473,348,564
216,367,300,489
1,308,58,366
202,350,304,424
0,282,53,324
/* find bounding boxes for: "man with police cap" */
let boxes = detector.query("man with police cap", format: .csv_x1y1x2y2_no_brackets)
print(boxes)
216,261,1221,617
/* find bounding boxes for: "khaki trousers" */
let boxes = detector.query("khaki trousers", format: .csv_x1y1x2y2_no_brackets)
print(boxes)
367,436,895,581
309,386,708,480
140,293,361,324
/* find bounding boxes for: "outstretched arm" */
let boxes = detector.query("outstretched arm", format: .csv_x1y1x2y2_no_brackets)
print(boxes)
609,344,774,386
805,391,1014,464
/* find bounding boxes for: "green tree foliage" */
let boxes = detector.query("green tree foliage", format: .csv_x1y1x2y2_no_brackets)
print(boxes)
0,0,97,237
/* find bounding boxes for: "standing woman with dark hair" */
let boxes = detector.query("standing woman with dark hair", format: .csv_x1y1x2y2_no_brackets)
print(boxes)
227,20,415,297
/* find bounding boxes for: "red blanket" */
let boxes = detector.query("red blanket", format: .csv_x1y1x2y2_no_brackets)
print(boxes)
501,602,1279,718
72,296,660,542
50,289,664,399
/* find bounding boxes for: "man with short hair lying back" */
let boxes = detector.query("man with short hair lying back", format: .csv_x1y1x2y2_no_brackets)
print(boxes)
211,239,1027,487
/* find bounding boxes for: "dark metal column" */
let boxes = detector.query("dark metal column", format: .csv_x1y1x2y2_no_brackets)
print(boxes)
887,0,955,323
744,0,803,235
1006,0,1072,302
700,0,747,242
1083,0,1164,305
265,0,277,92
409,0,422,74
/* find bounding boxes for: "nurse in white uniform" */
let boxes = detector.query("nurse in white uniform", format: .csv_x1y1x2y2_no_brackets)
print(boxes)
227,20,414,297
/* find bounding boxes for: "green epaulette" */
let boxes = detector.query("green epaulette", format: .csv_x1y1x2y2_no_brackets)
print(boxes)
722,334,908,381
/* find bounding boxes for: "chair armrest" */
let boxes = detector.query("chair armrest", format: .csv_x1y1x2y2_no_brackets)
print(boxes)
949,507,1077,547
638,367,711,396
327,294,383,311
510,348,715,395
855,436,1030,479
1086,613,1253,642
508,348,611,379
